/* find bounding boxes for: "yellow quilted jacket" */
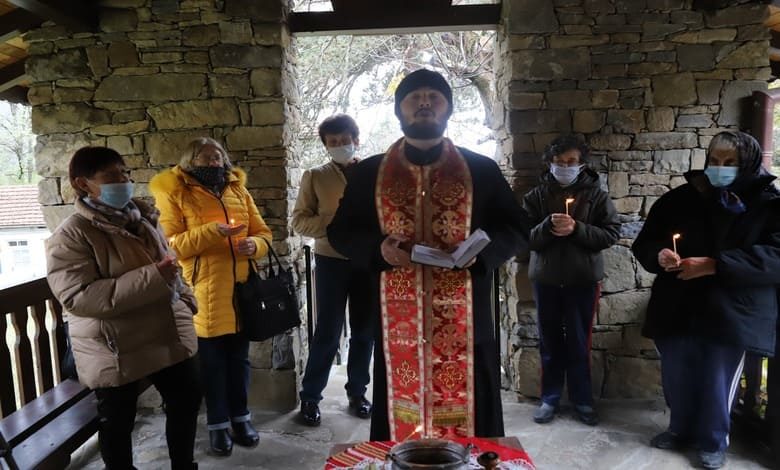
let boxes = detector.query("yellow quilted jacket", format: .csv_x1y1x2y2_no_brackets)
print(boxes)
149,166,272,338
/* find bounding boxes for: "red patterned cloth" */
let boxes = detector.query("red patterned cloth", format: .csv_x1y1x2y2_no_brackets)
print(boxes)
376,138,475,441
324,438,536,470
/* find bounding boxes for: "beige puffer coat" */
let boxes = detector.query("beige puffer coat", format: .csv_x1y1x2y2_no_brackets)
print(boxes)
46,198,198,389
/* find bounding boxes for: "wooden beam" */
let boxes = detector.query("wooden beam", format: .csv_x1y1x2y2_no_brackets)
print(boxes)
289,4,501,35
0,86,28,105
0,9,43,44
6,0,96,31
0,61,27,94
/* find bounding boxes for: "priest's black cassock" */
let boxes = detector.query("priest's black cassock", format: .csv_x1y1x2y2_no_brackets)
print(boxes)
327,141,530,440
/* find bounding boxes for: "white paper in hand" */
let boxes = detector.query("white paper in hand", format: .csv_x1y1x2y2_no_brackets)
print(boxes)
410,229,491,269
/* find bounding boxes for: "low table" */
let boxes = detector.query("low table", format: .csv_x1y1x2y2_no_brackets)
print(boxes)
327,436,533,469
329,436,524,456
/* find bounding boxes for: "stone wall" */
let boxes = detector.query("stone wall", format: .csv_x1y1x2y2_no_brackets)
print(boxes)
26,0,771,406
494,0,770,400
28,0,301,411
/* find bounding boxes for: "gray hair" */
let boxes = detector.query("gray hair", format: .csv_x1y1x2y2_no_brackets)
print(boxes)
178,137,232,171
707,132,739,155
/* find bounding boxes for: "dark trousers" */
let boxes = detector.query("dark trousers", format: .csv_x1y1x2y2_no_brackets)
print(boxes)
656,336,745,452
533,282,599,407
198,333,250,429
300,254,374,403
94,356,201,470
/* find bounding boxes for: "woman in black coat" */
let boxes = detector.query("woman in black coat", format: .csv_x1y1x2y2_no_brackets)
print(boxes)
523,136,620,426
632,131,780,470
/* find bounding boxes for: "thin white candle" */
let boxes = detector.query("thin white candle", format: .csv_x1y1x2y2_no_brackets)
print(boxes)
565,198,575,216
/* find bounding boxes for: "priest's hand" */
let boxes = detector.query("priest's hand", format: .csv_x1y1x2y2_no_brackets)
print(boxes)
550,213,575,237
381,234,412,267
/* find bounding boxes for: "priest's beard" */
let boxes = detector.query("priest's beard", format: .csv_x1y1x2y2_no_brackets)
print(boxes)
401,120,447,139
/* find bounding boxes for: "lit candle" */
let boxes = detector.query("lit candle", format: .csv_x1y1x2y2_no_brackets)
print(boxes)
230,218,235,226
168,236,174,245
672,233,681,255
565,198,575,216
402,424,424,441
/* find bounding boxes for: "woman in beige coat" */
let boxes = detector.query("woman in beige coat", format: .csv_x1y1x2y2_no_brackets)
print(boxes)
46,147,201,470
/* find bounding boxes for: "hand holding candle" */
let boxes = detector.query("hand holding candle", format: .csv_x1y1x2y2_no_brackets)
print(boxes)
217,220,245,237
565,197,575,216
156,255,178,282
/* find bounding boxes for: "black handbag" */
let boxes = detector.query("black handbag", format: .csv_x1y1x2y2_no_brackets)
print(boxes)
234,239,300,341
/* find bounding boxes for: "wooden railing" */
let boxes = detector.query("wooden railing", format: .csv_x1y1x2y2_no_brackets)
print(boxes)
0,278,66,418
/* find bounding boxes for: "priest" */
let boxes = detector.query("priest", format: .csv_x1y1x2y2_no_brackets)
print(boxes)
328,69,530,441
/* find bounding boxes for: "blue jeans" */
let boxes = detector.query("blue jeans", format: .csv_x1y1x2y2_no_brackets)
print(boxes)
300,255,374,403
198,334,251,430
533,282,599,407
656,336,745,452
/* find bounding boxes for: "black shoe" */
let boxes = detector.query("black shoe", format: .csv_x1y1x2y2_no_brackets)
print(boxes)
698,450,726,469
209,429,233,457
298,401,321,426
231,420,259,448
533,403,557,424
348,395,372,419
650,431,687,450
574,404,599,426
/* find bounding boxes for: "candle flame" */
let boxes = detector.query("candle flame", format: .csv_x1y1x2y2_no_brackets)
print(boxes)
168,236,174,244
565,198,575,204
403,424,424,441
673,233,681,240
230,218,235,225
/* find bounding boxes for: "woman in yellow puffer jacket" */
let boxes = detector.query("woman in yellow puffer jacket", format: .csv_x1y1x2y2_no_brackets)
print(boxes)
149,137,272,457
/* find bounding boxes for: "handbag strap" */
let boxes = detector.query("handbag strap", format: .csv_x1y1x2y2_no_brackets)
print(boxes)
245,239,284,277
261,238,282,277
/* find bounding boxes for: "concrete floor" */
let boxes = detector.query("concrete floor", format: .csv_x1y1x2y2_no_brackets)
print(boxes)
68,364,773,470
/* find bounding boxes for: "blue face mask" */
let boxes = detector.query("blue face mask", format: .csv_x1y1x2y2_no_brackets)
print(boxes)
550,164,584,186
98,182,134,209
704,166,738,188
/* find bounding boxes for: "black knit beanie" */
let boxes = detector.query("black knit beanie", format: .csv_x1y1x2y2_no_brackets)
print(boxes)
394,69,453,119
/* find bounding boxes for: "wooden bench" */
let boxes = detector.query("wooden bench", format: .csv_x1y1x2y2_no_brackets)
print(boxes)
0,278,98,470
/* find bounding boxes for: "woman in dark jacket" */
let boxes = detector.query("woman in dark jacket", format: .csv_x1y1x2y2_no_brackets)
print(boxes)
632,131,780,470
523,135,620,426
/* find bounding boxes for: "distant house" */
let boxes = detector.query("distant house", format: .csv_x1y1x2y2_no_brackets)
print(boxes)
0,185,49,289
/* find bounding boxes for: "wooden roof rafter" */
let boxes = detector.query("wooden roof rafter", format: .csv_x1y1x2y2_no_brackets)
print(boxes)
0,0,97,104
6,0,96,32
289,1,502,36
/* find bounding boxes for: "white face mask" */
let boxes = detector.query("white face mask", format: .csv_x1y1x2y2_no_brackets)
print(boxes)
328,144,356,165
550,164,584,186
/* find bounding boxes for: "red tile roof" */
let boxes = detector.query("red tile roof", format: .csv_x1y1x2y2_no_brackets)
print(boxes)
0,185,46,228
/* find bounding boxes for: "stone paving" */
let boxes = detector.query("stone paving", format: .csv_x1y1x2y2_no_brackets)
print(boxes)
68,364,773,470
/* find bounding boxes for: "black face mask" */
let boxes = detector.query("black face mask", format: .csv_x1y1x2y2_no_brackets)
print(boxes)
189,166,226,188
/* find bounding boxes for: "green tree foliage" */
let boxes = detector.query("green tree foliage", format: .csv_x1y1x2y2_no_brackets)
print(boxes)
291,5,496,169
0,103,36,185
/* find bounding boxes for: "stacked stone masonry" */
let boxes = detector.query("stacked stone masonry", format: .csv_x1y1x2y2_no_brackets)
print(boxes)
493,0,769,400
28,0,302,411
27,0,771,404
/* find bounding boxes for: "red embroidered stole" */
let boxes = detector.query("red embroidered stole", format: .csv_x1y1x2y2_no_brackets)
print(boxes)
376,138,475,441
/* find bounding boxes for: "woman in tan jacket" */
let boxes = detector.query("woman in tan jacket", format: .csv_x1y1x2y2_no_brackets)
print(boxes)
46,146,201,470
149,137,272,457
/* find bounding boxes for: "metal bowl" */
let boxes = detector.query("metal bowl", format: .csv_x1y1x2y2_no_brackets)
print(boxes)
387,439,472,470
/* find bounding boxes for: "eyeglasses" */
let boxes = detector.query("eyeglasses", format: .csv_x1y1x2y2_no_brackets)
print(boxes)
194,154,223,164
